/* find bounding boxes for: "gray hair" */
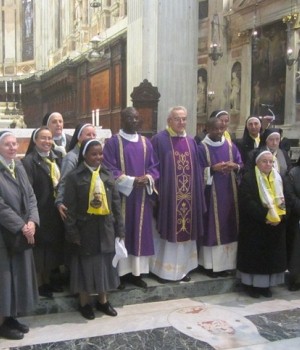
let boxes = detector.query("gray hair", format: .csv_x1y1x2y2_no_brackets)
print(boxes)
167,106,187,119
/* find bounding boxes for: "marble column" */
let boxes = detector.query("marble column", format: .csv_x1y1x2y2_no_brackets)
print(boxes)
284,28,299,132
127,0,198,135
34,0,52,71
3,0,17,63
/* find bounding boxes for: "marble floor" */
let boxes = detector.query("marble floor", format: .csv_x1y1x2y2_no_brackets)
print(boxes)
1,278,300,349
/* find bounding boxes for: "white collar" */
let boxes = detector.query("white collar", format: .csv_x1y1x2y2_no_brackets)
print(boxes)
37,150,50,158
119,129,139,142
53,132,67,146
84,162,100,172
202,135,226,147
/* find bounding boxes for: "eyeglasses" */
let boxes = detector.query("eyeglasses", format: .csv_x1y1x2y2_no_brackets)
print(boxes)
172,117,187,122
260,159,274,164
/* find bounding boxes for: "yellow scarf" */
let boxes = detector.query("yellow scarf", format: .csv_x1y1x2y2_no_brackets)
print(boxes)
87,166,110,215
8,160,16,179
255,166,286,223
0,159,16,179
166,126,178,137
224,130,231,142
252,135,260,148
166,126,186,137
43,157,60,196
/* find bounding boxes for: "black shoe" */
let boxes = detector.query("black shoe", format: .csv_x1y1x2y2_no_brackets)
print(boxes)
128,275,147,289
96,301,117,317
4,317,29,334
79,304,95,320
197,265,206,273
49,284,64,293
0,324,24,340
288,283,300,292
38,284,53,298
206,270,219,278
259,287,272,298
217,271,230,277
246,286,260,298
181,275,191,282
157,277,168,284
117,282,126,290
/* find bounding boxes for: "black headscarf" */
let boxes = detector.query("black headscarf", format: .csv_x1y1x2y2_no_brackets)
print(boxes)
42,113,52,126
259,128,283,148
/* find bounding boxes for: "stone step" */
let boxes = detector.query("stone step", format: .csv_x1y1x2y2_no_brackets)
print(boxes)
34,270,238,316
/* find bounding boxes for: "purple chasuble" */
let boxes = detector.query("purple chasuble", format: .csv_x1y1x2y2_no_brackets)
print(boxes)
151,130,205,243
102,134,159,256
198,139,242,246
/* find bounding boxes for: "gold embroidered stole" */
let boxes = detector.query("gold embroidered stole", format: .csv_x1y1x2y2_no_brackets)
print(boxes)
169,136,193,241
224,130,232,145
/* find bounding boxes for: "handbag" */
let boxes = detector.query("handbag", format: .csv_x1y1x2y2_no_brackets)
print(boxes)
0,225,33,255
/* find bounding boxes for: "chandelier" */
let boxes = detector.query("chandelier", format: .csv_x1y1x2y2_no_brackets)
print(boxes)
284,19,300,69
86,34,111,62
283,1,300,69
87,35,104,62
251,1,260,59
208,13,223,65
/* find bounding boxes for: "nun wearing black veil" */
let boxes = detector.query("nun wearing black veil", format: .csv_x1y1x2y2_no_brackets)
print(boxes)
237,148,287,298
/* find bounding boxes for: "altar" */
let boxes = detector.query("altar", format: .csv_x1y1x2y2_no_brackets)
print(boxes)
0,101,25,128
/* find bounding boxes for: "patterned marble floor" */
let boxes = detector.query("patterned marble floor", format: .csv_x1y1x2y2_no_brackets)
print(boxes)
0,285,300,350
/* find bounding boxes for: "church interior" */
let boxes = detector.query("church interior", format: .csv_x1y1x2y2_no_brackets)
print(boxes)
0,0,299,139
1,1,300,349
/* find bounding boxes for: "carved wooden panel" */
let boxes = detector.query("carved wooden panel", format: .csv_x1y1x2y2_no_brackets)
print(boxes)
113,64,121,107
90,70,110,110
131,79,160,136
81,78,87,115
99,114,110,129
17,138,30,157
110,111,121,133
135,107,153,132
20,38,126,132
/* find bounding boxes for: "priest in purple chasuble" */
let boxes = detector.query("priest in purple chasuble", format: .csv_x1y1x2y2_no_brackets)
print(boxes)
198,117,243,278
150,106,205,282
102,107,159,289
